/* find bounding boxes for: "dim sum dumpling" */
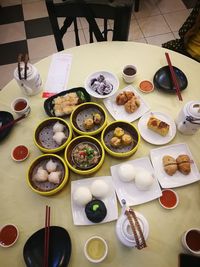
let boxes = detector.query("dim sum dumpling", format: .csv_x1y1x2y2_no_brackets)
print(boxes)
90,180,109,198
73,186,92,206
48,171,61,184
118,163,136,182
53,121,65,133
46,159,57,172
53,131,66,145
34,167,48,182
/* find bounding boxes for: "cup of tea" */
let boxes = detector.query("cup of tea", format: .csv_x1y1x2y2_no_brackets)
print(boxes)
84,236,108,263
122,65,137,83
11,97,30,116
181,228,200,256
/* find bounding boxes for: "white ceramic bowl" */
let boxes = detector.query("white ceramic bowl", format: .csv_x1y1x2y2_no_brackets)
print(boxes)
84,236,108,263
181,228,200,256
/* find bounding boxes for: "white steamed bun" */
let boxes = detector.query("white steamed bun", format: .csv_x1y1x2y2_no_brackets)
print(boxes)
90,180,109,198
118,163,136,182
135,169,154,190
73,186,92,206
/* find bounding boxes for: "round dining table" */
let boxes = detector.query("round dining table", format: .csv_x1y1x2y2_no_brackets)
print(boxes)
0,42,200,267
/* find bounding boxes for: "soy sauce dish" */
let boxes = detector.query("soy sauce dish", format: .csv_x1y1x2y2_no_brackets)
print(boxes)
0,224,19,248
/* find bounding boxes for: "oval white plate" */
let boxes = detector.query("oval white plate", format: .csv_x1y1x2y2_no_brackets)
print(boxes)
138,111,176,145
84,71,119,99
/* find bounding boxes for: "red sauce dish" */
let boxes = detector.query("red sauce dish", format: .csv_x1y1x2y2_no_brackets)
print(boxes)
0,224,19,248
11,145,29,162
139,80,154,93
159,189,179,209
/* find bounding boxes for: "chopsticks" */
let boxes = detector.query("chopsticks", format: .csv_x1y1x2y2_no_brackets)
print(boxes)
165,52,183,101
44,205,51,267
0,114,26,133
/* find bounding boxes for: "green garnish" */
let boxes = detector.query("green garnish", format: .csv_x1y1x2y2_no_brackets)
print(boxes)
76,91,86,102
92,204,99,211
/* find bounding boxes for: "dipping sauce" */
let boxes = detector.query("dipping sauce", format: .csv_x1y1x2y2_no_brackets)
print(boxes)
84,236,107,263
12,145,29,161
123,67,136,76
159,189,178,209
14,100,27,111
186,230,200,251
0,224,19,247
139,80,154,93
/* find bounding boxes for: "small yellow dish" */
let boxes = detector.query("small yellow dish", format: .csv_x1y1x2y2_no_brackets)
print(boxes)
101,120,140,158
27,154,69,196
70,102,107,136
34,117,72,153
64,135,105,175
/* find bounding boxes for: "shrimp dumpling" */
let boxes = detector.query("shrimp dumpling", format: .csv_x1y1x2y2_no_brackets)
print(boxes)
48,171,61,184
53,121,65,133
53,131,66,145
46,159,57,172
34,167,48,182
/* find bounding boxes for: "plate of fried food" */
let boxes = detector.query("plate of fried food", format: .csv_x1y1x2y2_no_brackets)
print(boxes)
138,111,176,145
103,85,150,122
150,143,200,188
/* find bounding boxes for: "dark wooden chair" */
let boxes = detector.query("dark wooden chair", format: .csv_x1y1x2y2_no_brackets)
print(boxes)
45,0,135,51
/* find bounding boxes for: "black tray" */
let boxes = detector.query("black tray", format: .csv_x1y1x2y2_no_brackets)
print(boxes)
0,111,14,142
44,87,91,117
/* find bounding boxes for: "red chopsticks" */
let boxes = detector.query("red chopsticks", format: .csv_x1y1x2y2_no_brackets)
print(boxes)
165,52,183,101
0,114,26,133
44,205,51,267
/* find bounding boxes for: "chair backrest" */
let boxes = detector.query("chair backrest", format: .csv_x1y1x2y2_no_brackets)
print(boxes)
45,0,134,51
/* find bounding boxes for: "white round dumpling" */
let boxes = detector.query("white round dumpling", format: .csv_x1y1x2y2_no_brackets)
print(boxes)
135,169,154,190
46,159,57,172
73,186,92,206
53,121,65,133
48,171,61,184
52,131,66,145
90,180,109,199
118,163,136,182
34,167,48,182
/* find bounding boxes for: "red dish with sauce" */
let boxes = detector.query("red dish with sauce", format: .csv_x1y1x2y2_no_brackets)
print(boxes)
159,189,179,209
11,145,29,162
0,224,19,248
139,80,154,93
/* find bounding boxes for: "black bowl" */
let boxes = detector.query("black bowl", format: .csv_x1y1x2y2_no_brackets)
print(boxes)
44,87,91,117
153,66,188,93
0,111,14,142
23,226,71,267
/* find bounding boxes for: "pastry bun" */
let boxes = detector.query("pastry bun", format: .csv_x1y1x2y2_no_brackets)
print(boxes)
162,155,177,176
147,116,169,136
176,154,191,175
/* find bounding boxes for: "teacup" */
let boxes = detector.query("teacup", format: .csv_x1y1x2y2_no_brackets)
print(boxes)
181,228,200,256
84,236,108,263
11,97,30,116
122,65,137,83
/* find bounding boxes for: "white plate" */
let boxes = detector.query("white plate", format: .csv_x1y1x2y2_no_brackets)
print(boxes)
103,85,150,122
138,111,176,145
110,157,162,206
84,71,119,99
150,143,200,188
71,176,118,225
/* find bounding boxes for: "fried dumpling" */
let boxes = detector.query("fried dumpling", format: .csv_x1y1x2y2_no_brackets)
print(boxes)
162,155,177,176
176,154,191,175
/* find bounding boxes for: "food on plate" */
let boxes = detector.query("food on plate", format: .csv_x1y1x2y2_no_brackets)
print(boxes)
73,186,92,206
124,97,140,113
83,118,94,130
72,142,101,169
46,159,58,173
53,91,86,116
110,136,121,147
48,171,61,184
52,131,67,145
121,134,133,146
118,163,136,182
176,154,191,175
135,169,154,190
93,113,102,125
52,121,65,133
162,155,178,176
147,116,170,136
116,91,135,105
90,180,109,199
114,127,124,138
85,199,107,223
90,74,113,96
33,167,48,182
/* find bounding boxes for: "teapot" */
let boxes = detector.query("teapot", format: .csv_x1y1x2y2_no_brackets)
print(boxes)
176,101,200,135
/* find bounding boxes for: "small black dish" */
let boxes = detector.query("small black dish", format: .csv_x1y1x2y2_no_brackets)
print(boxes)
153,66,188,93
0,111,14,142
23,226,71,267
44,87,91,117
